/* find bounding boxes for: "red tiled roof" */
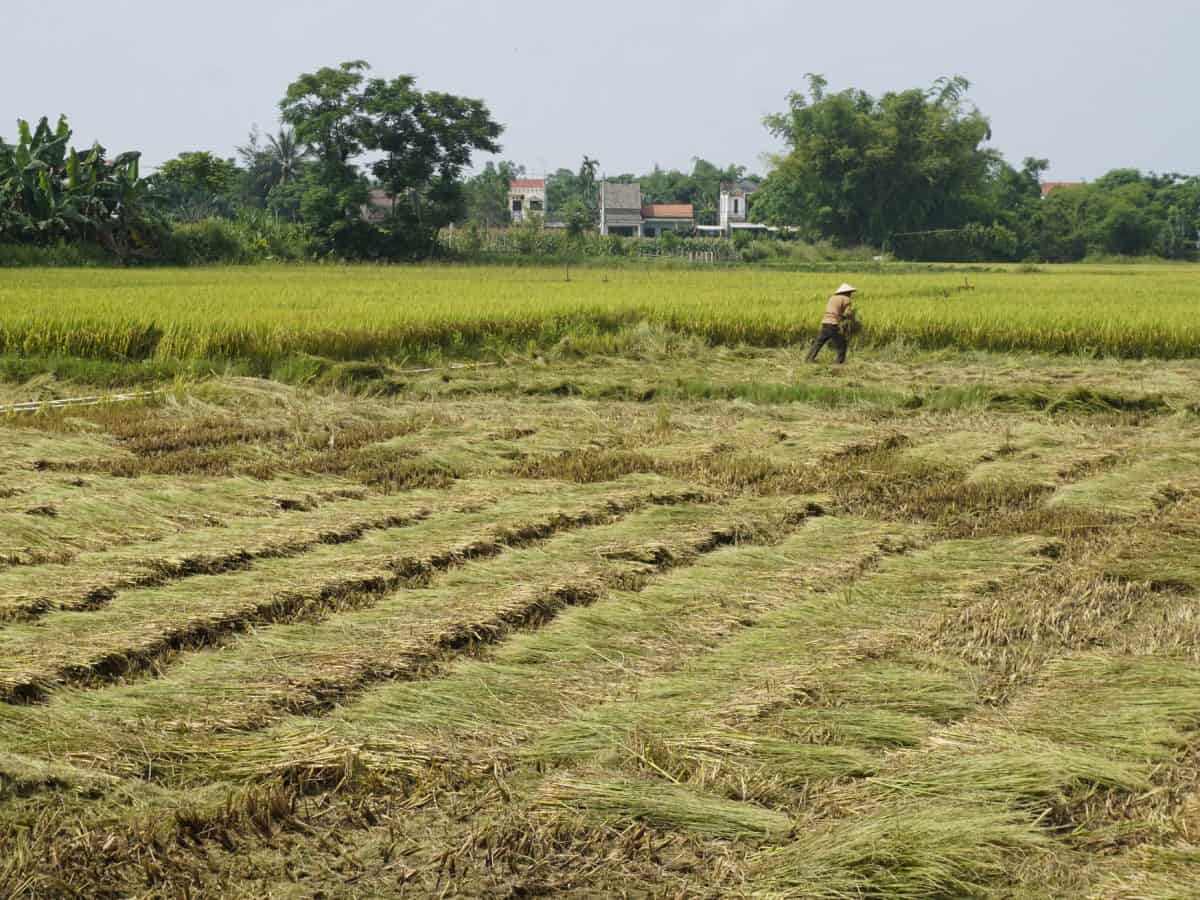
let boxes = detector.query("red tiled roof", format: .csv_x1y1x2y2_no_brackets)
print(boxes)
641,203,694,219
1040,181,1083,197
510,178,545,189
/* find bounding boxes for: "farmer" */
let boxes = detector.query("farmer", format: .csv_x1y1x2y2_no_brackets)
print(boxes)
805,282,857,364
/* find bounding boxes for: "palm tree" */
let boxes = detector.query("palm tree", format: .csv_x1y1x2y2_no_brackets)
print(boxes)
265,128,305,185
579,155,600,210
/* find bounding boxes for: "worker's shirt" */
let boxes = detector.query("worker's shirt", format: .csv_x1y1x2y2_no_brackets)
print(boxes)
821,294,854,326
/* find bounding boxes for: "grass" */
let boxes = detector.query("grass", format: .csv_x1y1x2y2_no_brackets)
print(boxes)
742,652,1200,898
1090,846,1200,899
0,469,360,567
525,536,1049,782
1048,451,1200,516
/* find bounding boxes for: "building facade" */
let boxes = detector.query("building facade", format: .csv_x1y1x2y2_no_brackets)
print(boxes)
509,178,546,223
599,182,644,236
641,204,695,237
718,180,760,232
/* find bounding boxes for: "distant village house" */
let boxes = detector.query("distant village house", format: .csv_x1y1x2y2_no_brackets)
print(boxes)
698,179,774,237
509,178,545,223
598,182,643,236
496,175,777,237
640,204,695,237
361,189,396,224
719,179,759,230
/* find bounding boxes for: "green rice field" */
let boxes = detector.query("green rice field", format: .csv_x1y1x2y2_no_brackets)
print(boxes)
1,263,1198,362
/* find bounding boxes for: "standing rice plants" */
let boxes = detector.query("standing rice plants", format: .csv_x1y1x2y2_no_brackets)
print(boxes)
0,263,1199,367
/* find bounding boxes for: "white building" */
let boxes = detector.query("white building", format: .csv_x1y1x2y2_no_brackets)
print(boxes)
509,178,546,223
697,180,772,237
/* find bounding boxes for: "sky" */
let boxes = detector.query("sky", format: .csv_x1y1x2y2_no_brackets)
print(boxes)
1,0,1194,182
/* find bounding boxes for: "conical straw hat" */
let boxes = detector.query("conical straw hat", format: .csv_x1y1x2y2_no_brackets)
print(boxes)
835,283,857,295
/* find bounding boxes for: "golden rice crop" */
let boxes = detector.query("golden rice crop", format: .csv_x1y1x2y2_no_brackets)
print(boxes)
0,263,1197,362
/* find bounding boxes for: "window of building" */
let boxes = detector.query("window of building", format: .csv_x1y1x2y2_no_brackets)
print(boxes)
529,199,543,211
512,198,523,213
733,197,740,216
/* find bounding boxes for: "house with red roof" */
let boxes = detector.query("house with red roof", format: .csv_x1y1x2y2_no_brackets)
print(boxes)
508,177,545,223
641,203,695,237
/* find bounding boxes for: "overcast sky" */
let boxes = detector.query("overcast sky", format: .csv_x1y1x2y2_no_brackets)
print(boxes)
2,0,1193,182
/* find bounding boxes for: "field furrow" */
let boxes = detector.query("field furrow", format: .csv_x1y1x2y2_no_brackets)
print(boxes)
25,516,920,793
521,536,1053,804
0,475,707,702
73,530,1051,896
0,497,838,806
0,508,911,890
721,489,1200,897
1046,449,1200,518
0,472,368,568
17,496,815,737
0,478,547,624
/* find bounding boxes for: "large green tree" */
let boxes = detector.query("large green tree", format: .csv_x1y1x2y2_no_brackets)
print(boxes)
754,75,998,245
279,61,372,251
278,61,502,257
361,74,502,232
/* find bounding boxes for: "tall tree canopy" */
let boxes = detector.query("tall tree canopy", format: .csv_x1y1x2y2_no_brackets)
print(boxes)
1031,171,1200,260
463,160,523,227
148,151,242,221
754,75,998,245
278,61,502,256
361,74,502,229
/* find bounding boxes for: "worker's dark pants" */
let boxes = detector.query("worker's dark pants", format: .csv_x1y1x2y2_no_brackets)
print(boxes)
806,324,847,363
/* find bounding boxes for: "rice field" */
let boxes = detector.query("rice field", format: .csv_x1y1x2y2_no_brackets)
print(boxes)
2,268,1200,896
1,262,1199,364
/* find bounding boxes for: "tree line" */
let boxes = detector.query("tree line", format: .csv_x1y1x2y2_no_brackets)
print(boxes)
2,66,1197,263
753,75,1200,261
1,61,502,262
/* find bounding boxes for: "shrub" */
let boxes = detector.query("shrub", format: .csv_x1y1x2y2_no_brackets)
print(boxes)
163,214,313,264
165,219,247,264
739,239,776,263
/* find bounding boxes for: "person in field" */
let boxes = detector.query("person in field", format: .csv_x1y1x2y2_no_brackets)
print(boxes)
805,282,857,364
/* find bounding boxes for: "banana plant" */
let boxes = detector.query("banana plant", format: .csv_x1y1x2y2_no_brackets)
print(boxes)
1,115,160,258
